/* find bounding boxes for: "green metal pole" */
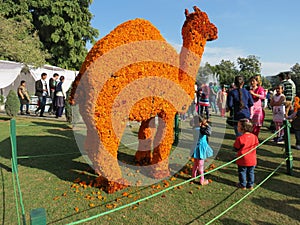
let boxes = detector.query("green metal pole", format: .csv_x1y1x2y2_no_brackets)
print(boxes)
10,119,27,225
174,113,179,145
284,120,293,175
10,119,18,173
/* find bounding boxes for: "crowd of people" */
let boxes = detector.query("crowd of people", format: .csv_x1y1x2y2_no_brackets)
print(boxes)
190,72,299,189
17,73,66,118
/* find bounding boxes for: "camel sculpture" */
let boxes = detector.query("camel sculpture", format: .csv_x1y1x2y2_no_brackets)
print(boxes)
70,6,217,193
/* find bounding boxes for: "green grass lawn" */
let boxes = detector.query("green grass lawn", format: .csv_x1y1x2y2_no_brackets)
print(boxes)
0,110,299,225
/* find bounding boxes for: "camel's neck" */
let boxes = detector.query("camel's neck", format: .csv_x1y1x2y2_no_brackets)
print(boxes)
179,20,207,81
178,21,208,98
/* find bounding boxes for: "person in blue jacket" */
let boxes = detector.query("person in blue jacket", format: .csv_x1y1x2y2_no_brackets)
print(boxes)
227,75,254,136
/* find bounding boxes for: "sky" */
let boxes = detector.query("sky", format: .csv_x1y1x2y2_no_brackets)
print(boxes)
89,0,300,76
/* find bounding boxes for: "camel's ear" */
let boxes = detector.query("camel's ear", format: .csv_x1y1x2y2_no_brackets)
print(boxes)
185,9,189,17
193,6,201,13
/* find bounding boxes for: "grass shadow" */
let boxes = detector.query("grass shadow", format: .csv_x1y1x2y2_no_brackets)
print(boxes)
0,126,92,184
252,197,300,222
185,189,239,225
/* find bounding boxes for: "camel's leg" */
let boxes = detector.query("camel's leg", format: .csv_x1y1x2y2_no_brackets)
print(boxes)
86,117,128,193
135,118,155,165
151,112,175,179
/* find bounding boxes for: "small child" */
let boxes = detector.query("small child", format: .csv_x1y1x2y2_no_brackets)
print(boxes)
191,115,213,185
288,108,300,150
217,84,227,117
234,118,259,190
270,84,286,144
293,93,300,113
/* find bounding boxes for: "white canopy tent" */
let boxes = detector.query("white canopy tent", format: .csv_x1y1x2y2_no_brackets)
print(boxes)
0,60,78,98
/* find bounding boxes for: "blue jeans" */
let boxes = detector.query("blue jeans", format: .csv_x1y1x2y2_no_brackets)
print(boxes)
36,96,47,116
238,166,255,188
295,130,300,146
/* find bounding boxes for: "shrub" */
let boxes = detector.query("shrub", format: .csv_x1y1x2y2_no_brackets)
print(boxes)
65,85,81,124
5,90,20,118
0,95,4,105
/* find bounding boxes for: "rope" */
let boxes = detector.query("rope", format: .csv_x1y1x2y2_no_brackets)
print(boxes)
17,152,80,159
205,158,288,225
67,126,285,225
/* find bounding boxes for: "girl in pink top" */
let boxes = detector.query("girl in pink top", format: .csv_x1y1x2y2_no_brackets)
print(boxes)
249,75,266,137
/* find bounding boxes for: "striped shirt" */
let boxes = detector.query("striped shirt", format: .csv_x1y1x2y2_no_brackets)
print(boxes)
281,80,293,101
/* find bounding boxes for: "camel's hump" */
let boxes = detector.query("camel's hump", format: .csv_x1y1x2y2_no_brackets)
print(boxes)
80,19,167,74
101,18,166,47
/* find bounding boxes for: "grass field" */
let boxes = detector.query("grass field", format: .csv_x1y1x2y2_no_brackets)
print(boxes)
0,110,299,225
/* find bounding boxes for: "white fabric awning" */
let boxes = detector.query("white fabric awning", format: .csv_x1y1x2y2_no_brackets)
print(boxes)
0,60,78,94
0,60,24,88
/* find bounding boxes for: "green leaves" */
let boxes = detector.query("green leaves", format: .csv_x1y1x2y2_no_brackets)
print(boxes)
199,55,262,86
5,90,20,118
0,0,99,70
0,15,49,67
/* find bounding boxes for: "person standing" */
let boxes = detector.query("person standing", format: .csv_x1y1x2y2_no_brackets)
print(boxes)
191,115,213,185
35,73,48,117
270,84,286,144
234,118,258,190
48,73,59,115
278,72,293,116
55,76,65,118
227,75,254,137
249,75,266,137
288,106,300,150
286,72,297,109
293,92,300,113
209,82,218,114
17,80,30,115
217,84,227,117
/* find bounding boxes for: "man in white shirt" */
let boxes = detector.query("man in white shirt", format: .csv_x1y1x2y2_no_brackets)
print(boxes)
35,73,48,117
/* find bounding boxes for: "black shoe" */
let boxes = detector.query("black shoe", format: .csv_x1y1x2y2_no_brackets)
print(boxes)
26,111,30,115
20,112,25,115
39,115,46,117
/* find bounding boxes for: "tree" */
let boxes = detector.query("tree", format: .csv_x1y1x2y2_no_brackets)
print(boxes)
1,0,99,70
213,60,238,85
261,76,272,90
5,90,20,118
290,63,300,93
196,62,215,85
0,13,49,67
237,55,261,82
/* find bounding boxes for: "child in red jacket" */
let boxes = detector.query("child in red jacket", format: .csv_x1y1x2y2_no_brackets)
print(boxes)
234,118,259,190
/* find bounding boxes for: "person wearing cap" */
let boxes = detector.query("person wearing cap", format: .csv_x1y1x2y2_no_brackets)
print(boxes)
278,72,293,116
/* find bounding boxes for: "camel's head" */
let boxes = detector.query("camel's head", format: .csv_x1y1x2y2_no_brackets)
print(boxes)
184,6,218,42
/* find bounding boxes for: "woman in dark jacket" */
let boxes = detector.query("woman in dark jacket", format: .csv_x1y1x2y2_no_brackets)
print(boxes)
227,75,254,136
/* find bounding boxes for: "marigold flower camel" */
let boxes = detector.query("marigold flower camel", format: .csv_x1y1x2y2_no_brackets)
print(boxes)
69,6,218,193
